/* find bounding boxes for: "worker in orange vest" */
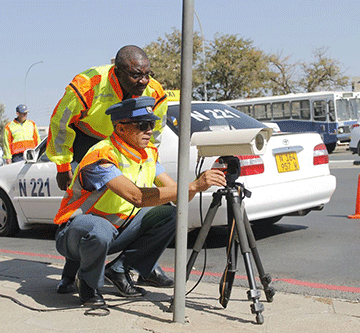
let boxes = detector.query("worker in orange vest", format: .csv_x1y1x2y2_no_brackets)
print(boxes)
3,104,40,164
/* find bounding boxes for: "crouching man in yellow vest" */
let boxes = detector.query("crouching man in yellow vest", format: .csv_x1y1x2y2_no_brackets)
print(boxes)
54,96,226,306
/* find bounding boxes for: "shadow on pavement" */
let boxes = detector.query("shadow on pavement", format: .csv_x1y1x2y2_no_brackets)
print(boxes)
168,222,308,249
13,224,58,240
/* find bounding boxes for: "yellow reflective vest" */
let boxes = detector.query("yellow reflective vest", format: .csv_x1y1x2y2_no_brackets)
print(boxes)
3,119,40,160
46,64,167,173
54,132,158,228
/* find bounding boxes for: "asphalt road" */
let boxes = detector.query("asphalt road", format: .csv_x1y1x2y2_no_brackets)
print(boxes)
1,144,360,302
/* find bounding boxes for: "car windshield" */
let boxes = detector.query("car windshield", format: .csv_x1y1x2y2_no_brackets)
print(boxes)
167,102,266,136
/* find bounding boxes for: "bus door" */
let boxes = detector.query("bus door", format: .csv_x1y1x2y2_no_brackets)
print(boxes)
312,100,328,139
312,100,337,152
336,98,359,142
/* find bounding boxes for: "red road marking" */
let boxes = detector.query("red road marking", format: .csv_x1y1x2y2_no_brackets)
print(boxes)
2,249,360,294
0,249,64,260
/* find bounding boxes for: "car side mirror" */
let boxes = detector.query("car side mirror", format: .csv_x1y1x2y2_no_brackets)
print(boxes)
24,149,38,163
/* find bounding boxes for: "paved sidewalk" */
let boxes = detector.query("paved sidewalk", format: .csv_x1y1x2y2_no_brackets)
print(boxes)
1,255,360,333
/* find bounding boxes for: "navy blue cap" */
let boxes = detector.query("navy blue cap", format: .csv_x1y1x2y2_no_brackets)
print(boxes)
105,96,160,121
16,104,29,113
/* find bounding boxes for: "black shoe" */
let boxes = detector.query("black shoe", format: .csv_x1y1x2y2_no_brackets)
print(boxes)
57,277,76,294
75,275,105,306
105,267,146,297
137,266,174,288
57,259,80,293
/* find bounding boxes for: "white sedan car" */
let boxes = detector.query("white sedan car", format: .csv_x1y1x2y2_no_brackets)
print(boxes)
0,102,336,236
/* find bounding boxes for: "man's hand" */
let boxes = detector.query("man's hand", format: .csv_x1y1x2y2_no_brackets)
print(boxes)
56,170,73,191
5,159,11,164
189,169,227,201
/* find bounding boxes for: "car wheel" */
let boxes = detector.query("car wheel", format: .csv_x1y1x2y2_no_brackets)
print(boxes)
251,215,282,226
0,189,19,236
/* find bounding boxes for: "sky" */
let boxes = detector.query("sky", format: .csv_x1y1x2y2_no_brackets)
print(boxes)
1,0,359,126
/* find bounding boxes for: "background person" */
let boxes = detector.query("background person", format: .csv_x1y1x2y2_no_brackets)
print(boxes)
3,104,40,164
54,97,227,306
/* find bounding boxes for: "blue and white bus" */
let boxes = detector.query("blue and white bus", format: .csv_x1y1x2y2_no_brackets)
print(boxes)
223,91,360,153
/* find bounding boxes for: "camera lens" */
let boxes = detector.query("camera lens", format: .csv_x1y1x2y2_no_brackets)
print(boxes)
255,133,265,150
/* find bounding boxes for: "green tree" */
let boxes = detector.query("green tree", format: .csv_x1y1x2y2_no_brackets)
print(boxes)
299,47,350,92
268,53,298,95
0,101,9,151
144,31,351,101
205,34,272,101
143,28,203,92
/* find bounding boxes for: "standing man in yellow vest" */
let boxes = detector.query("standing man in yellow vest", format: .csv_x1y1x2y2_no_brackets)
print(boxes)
54,97,226,306
46,45,168,191
3,104,40,164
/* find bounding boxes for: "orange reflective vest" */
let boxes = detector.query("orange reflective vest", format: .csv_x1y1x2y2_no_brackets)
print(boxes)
54,132,158,228
3,119,40,159
46,64,167,173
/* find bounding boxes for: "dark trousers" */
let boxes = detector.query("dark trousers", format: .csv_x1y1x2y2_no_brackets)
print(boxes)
55,205,176,289
72,126,101,163
12,153,24,163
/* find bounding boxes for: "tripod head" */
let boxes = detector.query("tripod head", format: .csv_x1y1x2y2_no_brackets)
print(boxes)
218,156,241,188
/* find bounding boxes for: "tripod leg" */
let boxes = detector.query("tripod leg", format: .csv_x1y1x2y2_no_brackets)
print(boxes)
186,190,223,281
244,210,275,302
228,188,264,325
219,214,238,308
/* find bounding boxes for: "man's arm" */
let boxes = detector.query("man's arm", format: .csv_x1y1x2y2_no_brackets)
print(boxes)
3,125,12,163
33,123,41,146
46,86,85,190
106,169,226,208
154,172,177,188
46,86,84,173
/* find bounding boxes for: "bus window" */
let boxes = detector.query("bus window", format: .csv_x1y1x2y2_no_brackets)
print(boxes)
313,101,327,121
272,102,290,119
355,98,360,119
350,98,360,119
336,99,351,121
235,105,252,117
291,100,310,120
328,100,335,122
254,103,271,120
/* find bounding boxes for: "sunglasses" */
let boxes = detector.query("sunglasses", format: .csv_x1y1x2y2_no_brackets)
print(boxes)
119,120,156,131
119,67,150,81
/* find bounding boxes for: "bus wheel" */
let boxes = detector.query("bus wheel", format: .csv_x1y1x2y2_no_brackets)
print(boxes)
326,142,336,154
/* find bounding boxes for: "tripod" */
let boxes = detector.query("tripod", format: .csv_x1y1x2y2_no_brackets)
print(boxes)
186,157,275,324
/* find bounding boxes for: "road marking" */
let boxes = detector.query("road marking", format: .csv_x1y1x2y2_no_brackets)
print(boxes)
2,249,359,294
0,249,64,259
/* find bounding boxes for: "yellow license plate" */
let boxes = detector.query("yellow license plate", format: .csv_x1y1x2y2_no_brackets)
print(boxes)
275,152,300,173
